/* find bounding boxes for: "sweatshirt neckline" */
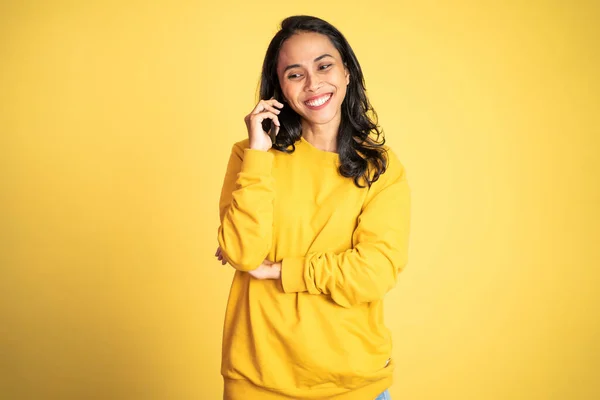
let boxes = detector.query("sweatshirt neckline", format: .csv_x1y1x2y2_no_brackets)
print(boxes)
299,136,340,161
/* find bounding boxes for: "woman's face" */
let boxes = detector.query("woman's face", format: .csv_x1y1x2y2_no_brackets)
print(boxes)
276,31,350,127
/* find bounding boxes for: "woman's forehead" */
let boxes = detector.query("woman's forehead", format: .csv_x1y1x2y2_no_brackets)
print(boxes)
278,32,341,68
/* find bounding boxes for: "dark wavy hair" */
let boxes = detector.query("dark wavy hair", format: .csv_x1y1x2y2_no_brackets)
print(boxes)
259,15,388,188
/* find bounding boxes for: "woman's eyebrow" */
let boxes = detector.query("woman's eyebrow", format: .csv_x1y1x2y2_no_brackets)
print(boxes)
283,54,334,72
314,53,333,62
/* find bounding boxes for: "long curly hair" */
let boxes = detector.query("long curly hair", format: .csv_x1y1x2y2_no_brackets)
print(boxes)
259,15,388,188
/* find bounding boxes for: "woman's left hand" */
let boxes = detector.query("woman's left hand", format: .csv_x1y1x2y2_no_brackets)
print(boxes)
248,259,282,280
215,247,281,280
215,246,228,265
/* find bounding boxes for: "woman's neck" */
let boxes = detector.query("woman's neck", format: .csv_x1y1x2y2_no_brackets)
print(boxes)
301,119,339,153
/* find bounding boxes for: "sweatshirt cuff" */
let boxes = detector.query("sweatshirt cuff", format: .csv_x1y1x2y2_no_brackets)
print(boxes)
281,256,308,293
241,149,274,175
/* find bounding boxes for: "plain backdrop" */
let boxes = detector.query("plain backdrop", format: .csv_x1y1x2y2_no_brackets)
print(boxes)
1,1,599,399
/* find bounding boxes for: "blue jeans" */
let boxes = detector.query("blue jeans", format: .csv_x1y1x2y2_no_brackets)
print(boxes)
374,389,391,400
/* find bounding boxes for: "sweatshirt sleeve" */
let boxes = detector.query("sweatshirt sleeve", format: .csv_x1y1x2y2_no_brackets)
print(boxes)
217,141,275,271
280,149,411,308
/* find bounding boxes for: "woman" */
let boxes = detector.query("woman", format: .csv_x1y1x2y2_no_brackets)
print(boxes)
215,15,410,400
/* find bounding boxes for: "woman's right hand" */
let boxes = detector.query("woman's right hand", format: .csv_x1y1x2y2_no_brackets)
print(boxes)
244,98,284,151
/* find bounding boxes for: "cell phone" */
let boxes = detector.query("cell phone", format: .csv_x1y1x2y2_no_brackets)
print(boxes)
268,121,279,144
265,88,285,144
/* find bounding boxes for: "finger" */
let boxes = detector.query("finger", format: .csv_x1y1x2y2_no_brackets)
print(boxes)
252,101,281,116
221,260,227,265
215,247,220,257
267,98,285,109
252,99,284,114
251,111,280,127
269,124,279,144
262,102,282,115
251,100,269,115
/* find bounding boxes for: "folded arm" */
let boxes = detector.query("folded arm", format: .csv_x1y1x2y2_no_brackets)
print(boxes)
217,142,275,271
280,150,411,308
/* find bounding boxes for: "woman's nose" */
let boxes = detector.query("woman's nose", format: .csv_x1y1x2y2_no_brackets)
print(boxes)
305,73,322,92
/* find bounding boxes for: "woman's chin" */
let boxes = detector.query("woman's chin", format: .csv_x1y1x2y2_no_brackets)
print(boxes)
300,111,339,126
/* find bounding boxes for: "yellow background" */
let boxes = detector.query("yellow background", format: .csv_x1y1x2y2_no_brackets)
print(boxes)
1,1,599,399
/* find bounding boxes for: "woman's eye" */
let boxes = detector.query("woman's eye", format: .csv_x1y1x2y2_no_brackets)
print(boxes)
287,73,302,79
319,64,333,70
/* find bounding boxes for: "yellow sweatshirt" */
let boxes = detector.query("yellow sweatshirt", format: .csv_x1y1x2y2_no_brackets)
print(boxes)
217,136,411,400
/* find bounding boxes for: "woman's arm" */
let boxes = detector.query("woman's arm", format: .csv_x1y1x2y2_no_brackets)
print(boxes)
217,140,276,271
217,98,283,271
279,149,411,308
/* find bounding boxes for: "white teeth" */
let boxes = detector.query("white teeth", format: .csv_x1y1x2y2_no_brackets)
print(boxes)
305,94,331,107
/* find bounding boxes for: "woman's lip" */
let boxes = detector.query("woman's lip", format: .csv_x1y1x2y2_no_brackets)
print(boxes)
304,93,333,102
304,93,333,109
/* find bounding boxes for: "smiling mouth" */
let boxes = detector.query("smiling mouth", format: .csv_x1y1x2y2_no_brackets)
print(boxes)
304,93,333,109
